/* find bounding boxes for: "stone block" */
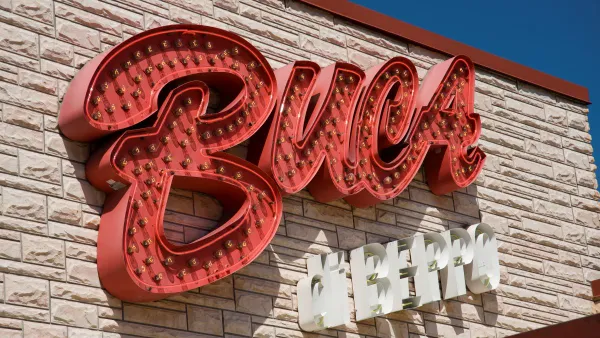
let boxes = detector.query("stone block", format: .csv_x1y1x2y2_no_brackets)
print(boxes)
223,310,251,336
3,104,43,131
235,291,272,316
49,222,97,245
48,197,82,225
22,234,65,267
5,274,49,308
187,305,223,335
0,238,20,261
234,275,291,298
124,304,186,330
66,258,100,287
19,149,61,183
303,200,353,227
51,298,98,328
1,187,46,222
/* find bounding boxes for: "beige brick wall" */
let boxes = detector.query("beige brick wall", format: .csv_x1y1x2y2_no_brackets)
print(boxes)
0,0,597,337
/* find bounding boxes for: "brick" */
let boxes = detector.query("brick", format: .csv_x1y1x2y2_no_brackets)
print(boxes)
18,69,57,95
286,222,337,247
51,281,120,307
22,234,65,267
55,3,122,36
223,310,251,336
409,187,454,210
0,49,39,71
48,197,82,225
40,36,74,65
65,242,96,262
0,22,38,58
0,303,49,322
0,238,20,260
505,96,545,120
562,223,585,244
66,258,100,287
63,176,105,206
524,140,564,162
337,226,366,250
23,322,67,338
168,291,235,311
494,284,558,307
163,0,213,16
0,258,65,281
521,218,562,239
557,294,593,314
571,195,600,212
51,298,98,328
99,318,204,338
0,172,62,196
543,261,583,282
567,111,589,131
475,186,532,211
215,8,298,47
376,317,409,337
234,275,291,298
0,122,43,151
0,328,21,338
13,0,53,24
0,7,54,36
532,199,573,221
45,132,90,162
286,0,333,27
67,328,101,338
49,221,97,245
144,13,175,30
62,0,144,27
5,274,49,308
41,59,75,80
56,18,100,51
1,187,46,222
123,304,186,330
168,5,203,24
574,207,599,228
187,305,223,334
215,0,239,12
514,157,553,179
499,253,543,274
240,3,260,20
303,200,352,227
0,81,57,115
3,104,43,131
0,153,18,177
564,149,590,170
563,137,593,155
235,290,272,316
300,34,347,62
19,149,61,183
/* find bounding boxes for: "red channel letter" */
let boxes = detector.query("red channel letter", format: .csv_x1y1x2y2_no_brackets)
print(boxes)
59,25,282,301
250,56,485,207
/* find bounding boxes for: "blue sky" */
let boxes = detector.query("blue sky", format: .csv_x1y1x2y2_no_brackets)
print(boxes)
352,0,600,180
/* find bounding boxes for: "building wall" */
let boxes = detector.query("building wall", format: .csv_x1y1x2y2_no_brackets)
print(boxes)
0,0,598,337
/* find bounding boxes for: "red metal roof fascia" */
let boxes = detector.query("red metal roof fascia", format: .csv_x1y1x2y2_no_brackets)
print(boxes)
297,0,591,104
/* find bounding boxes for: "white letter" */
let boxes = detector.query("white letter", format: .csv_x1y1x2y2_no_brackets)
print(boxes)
440,228,474,299
465,223,500,293
350,243,391,321
385,239,418,311
297,252,349,331
418,233,449,304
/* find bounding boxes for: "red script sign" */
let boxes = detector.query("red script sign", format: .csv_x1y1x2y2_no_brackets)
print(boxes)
59,25,484,301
